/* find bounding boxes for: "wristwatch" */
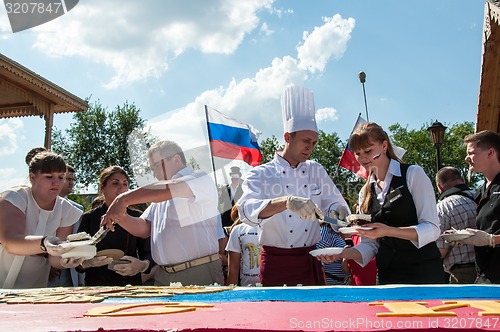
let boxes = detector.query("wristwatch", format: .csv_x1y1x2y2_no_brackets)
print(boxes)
40,236,47,253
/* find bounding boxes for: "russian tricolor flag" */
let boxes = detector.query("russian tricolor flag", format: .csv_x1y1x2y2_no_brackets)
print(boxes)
206,106,262,167
338,114,369,179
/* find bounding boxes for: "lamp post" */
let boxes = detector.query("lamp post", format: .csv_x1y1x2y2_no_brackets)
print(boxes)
427,121,447,171
358,71,369,121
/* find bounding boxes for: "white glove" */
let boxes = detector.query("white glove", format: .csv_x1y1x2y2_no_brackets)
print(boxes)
80,256,114,269
330,205,350,221
60,257,85,268
460,229,496,247
44,236,72,256
285,196,322,220
111,256,149,276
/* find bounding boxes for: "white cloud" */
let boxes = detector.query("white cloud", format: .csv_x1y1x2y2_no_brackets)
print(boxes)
142,13,355,152
0,119,23,156
122,11,354,185
32,0,276,88
316,107,338,122
260,22,274,36
0,8,12,38
297,14,355,73
0,168,26,192
269,7,293,18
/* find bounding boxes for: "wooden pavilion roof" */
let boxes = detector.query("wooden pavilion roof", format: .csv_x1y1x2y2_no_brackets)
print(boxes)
0,52,88,148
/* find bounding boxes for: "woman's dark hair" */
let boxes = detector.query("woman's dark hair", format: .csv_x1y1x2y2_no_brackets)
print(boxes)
97,166,129,202
25,146,47,165
28,151,67,174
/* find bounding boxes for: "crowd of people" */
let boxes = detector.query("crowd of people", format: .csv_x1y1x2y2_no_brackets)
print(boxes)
1,85,499,289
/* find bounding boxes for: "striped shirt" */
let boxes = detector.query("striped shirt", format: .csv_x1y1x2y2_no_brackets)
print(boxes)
316,224,347,285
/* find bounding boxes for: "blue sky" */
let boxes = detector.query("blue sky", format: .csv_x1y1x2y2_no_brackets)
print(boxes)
0,1,485,191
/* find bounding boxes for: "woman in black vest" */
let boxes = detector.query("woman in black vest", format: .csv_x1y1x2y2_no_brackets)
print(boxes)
320,122,444,284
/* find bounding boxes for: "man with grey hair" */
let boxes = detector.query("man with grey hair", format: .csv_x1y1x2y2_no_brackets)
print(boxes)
435,166,476,284
103,140,223,286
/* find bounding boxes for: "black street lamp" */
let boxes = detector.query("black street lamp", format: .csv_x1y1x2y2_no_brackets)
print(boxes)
427,121,447,171
358,71,369,121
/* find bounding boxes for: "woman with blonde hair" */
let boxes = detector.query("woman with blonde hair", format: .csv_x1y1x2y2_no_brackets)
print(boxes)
0,151,83,288
319,122,444,284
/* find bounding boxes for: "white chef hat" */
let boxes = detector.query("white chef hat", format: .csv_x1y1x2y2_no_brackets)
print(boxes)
281,85,318,134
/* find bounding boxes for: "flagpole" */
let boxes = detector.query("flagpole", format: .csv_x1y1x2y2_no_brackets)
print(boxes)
204,105,219,187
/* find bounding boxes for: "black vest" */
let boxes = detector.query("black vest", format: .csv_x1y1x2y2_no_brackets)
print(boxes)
474,171,500,283
369,164,444,284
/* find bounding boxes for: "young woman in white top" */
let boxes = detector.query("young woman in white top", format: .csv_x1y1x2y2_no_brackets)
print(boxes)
318,122,444,284
0,151,82,288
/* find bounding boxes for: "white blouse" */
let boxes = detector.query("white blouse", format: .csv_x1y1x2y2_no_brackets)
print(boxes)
0,186,82,288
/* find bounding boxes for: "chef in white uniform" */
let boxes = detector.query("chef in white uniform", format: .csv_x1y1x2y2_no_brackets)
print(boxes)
237,85,350,286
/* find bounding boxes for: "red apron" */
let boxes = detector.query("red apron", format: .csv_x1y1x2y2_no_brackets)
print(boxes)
260,245,326,287
347,235,377,286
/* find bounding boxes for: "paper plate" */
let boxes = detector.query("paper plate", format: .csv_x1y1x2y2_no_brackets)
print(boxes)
61,244,97,259
339,226,373,234
440,233,473,241
309,247,344,257
59,239,94,249
96,249,125,260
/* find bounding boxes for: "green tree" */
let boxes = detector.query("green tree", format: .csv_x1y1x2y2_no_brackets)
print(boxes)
441,122,480,186
388,120,477,190
52,100,153,190
259,135,283,164
311,130,364,209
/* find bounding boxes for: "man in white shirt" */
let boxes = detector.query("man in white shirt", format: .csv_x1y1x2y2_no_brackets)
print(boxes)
103,140,223,286
237,86,350,286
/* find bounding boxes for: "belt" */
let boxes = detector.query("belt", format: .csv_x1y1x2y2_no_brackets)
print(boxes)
161,253,220,273
450,262,475,271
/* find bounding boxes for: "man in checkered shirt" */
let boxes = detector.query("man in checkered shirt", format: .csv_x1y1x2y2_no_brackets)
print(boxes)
435,166,477,284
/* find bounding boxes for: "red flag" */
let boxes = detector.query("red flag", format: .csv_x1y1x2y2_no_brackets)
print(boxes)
338,114,369,179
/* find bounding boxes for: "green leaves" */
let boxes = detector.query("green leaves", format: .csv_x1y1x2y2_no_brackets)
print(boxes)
52,100,152,190
389,121,479,190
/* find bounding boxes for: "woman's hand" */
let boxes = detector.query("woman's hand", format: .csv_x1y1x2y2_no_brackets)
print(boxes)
44,236,72,256
316,246,362,264
111,256,149,276
355,222,390,239
316,252,343,264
